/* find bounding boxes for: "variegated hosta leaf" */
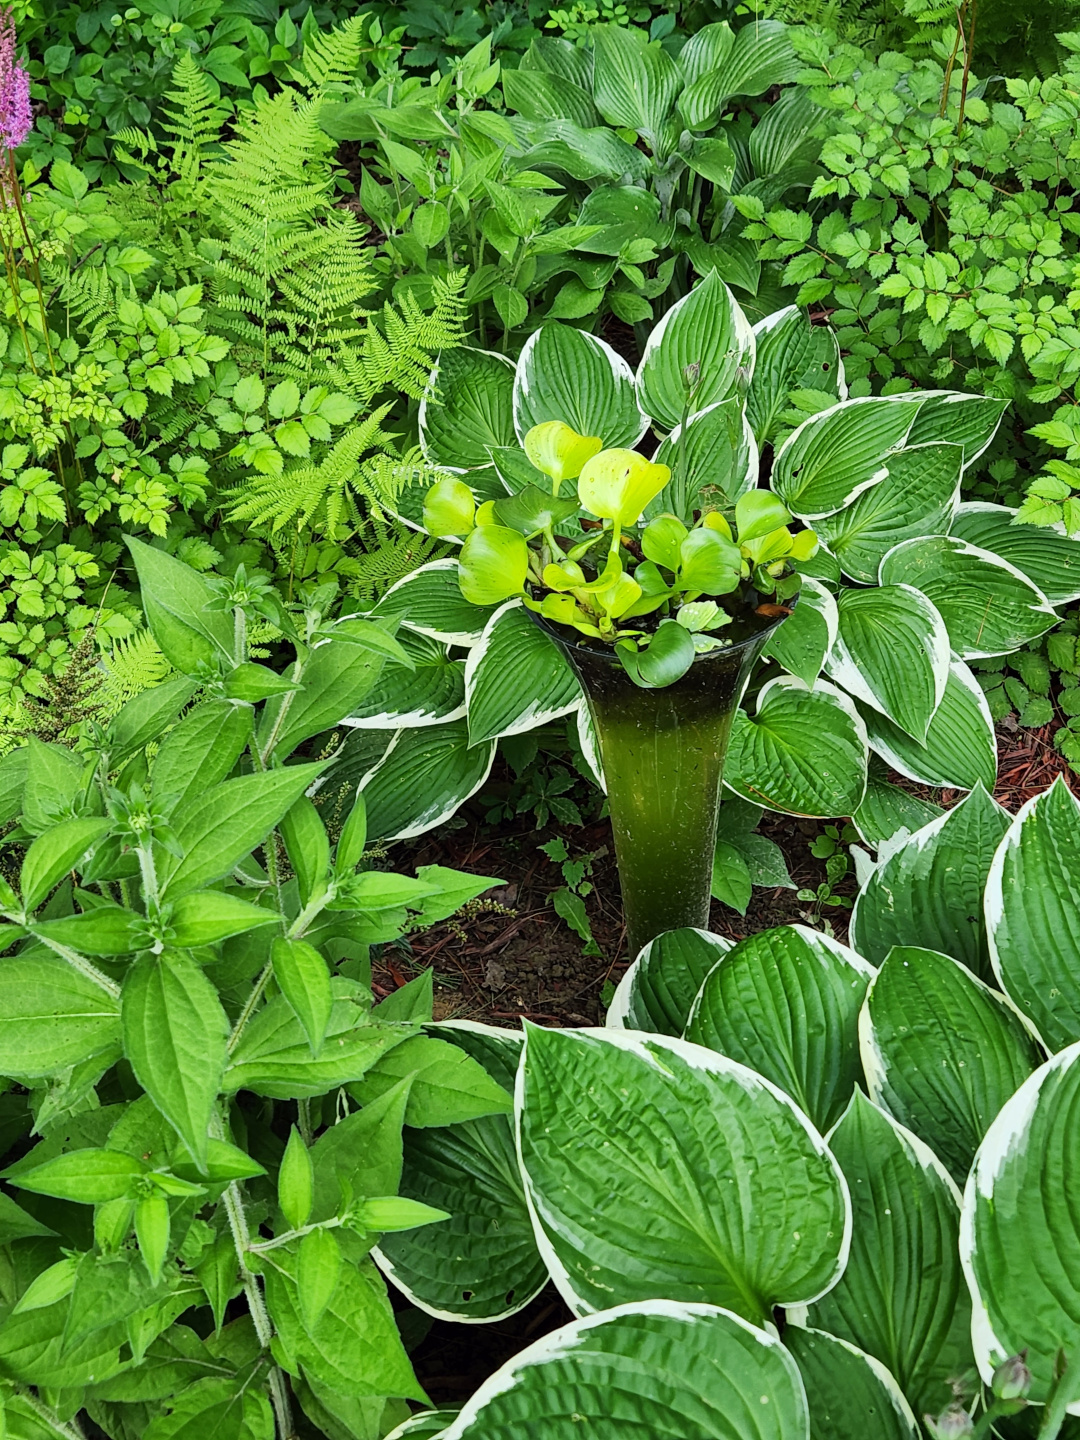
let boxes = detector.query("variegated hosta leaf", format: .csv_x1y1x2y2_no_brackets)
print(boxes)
685,924,874,1133
746,304,845,448
770,395,924,519
986,777,1080,1052
383,1410,458,1440
851,758,943,850
517,1026,850,1323
812,443,963,584
825,585,949,742
850,783,1010,979
359,721,495,842
724,677,868,817
805,1092,973,1421
376,1025,546,1323
343,629,465,729
762,575,837,688
860,945,1042,1186
950,501,1080,607
437,1301,811,1440
857,658,997,792
961,1042,1080,1408
784,1327,920,1440
512,322,645,449
651,400,758,515
374,560,497,647
464,603,581,747
419,347,516,471
636,270,755,431
606,927,731,1035
879,535,1057,659
901,392,1009,465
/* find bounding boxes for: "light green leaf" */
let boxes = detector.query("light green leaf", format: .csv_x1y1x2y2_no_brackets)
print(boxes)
272,938,334,1055
851,783,1010,979
359,721,496,843
637,271,754,431
151,699,254,814
784,1327,920,1440
168,892,276,948
512,322,645,449
419,348,515,471
771,396,924,519
986,777,1080,1051
724,677,868,817
950,501,1080,606
465,602,581,746
0,952,120,1075
121,950,229,1172
607,927,731,1034
518,1025,849,1323
960,1042,1080,1406
125,535,235,674
806,1091,972,1420
22,736,84,835
435,1301,811,1440
21,817,112,912
861,945,1042,1185
686,924,874,1133
257,636,389,759
826,585,949,742
349,1034,512,1128
857,659,997,792
5,1147,144,1203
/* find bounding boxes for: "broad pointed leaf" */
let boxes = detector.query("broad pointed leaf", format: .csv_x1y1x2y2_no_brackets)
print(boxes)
359,721,496,842
0,952,120,1076
606,927,730,1034
950,501,1080,607
678,18,801,128
762,576,837,688
513,321,646,450
344,629,466,730
784,1327,920,1440
651,400,758,515
902,392,1008,464
746,305,844,447
374,560,498,647
591,25,681,146
464,602,581,746
771,396,924,519
636,271,754,431
420,348,515,471
857,658,996,792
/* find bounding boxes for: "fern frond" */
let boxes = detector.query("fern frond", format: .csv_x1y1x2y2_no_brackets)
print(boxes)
98,629,176,714
344,516,445,603
159,51,229,194
295,16,370,95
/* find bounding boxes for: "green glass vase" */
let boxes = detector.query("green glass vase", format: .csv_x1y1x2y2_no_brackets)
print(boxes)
535,608,787,959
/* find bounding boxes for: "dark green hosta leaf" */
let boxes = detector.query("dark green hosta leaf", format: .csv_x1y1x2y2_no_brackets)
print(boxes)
465,603,581,747
724,677,867,817
349,1034,512,1128
806,1091,972,1420
501,66,599,126
576,184,673,257
902,392,1008,463
419,347,515,471
677,17,801,128
770,396,924,519
825,585,949,743
987,777,1080,1051
435,1302,810,1439
851,759,943,849
159,762,324,901
961,1044,1080,1404
951,501,1080,606
746,305,844,448
376,1025,546,1323
651,399,757,516
880,535,1056,659
637,272,754,431
851,782,1010,980
374,561,497,648
512,321,644,448
518,1025,849,1323
858,659,997,792
607,927,730,1034
360,721,496,843
121,950,229,1172
591,24,681,147
685,924,874,1133
491,485,579,537
749,85,824,178
0,952,120,1076
151,699,253,814
515,118,651,184
784,1327,920,1440
812,443,964,584
125,535,235,676
861,946,1042,1185
762,576,836,688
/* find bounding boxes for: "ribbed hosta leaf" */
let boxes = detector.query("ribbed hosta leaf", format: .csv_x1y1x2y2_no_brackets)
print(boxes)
860,946,1042,1185
724,677,867,817
851,783,1010,979
420,348,516,470
518,1026,849,1323
851,759,943,849
384,1410,456,1439
360,721,495,842
438,1302,811,1440
376,1025,545,1323
591,24,681,144
746,305,844,447
375,561,497,647
651,401,757,514
636,271,754,431
812,444,963,584
825,585,949,742
986,777,1080,1051
606,927,730,1035
858,658,996,792
344,630,465,729
770,395,924,519
512,322,645,448
784,1327,919,1440
678,18,802,128
685,924,873,1133
960,1043,1080,1408
901,392,1008,463
762,576,837,688
806,1092,972,1420
464,603,581,746
879,535,1056,659
950,501,1080,606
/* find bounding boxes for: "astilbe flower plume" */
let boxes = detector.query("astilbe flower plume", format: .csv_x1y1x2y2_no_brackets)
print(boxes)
0,8,31,152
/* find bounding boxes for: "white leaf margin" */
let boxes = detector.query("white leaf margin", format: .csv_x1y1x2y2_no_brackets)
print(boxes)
513,325,648,447
862,656,997,791
357,725,497,842
463,599,584,743
419,345,516,471
605,928,732,1031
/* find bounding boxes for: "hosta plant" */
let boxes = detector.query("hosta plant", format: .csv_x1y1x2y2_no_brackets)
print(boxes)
0,536,505,1439
374,780,1080,1438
